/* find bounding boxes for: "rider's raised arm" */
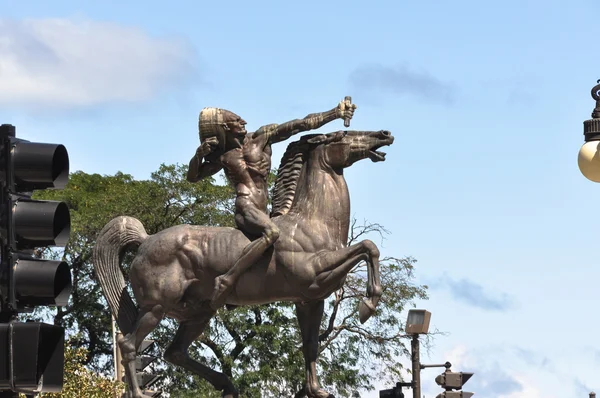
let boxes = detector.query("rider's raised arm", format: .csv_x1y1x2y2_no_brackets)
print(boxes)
187,153,222,182
256,106,344,144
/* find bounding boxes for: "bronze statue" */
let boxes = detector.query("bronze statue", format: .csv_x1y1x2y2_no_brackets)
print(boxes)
186,99,356,310
93,113,394,398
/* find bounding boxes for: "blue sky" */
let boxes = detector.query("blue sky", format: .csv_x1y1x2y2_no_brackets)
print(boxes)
1,0,599,396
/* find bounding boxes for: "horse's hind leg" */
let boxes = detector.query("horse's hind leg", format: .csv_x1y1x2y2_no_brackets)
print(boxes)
119,304,165,398
164,307,238,398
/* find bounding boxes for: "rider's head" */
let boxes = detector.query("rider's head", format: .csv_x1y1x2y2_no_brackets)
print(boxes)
199,108,247,150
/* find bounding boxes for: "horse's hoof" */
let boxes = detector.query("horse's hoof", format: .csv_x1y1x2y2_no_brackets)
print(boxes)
307,389,334,398
222,389,239,398
358,298,376,324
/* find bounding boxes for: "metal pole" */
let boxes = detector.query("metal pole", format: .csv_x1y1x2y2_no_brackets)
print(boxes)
112,317,119,381
411,334,421,398
116,332,123,383
112,317,125,398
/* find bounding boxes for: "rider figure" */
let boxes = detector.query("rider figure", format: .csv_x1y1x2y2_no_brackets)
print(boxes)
187,99,356,310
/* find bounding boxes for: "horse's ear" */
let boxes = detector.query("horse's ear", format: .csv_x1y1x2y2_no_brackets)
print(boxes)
307,134,328,145
331,131,347,142
307,131,347,145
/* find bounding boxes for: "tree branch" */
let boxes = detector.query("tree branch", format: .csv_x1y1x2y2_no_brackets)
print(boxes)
200,335,231,375
229,307,262,360
319,288,343,342
222,316,242,346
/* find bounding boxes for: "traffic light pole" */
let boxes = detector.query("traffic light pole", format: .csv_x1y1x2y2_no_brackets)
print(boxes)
411,335,420,398
0,130,16,398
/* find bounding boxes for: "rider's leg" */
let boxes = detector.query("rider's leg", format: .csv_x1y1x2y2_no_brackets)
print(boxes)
210,206,279,310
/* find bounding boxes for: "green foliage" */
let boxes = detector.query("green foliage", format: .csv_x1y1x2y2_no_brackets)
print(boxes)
32,164,428,397
21,338,124,398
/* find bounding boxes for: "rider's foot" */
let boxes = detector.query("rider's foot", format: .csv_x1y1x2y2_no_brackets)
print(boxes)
210,275,234,310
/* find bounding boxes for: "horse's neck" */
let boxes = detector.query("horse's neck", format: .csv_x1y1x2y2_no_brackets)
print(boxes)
290,158,350,243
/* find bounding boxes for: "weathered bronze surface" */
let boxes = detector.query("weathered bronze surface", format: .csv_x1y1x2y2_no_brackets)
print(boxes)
187,99,356,311
93,101,394,398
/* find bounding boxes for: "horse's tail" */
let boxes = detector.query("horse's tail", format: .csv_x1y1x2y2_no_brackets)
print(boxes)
92,216,149,335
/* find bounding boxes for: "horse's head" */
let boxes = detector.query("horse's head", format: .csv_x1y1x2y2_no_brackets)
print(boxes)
305,130,395,169
272,130,395,217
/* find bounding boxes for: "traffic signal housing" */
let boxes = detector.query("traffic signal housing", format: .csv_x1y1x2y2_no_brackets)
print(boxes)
0,123,72,312
131,339,162,397
0,322,65,392
0,124,72,395
379,382,406,398
436,393,474,398
435,370,474,398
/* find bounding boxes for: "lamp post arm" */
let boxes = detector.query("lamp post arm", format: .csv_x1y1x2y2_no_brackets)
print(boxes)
420,361,452,370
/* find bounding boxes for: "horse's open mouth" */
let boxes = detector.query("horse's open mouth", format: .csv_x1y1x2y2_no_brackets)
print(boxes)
368,148,387,162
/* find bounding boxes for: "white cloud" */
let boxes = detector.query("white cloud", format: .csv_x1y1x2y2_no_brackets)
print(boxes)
444,344,470,368
501,375,548,398
0,17,195,109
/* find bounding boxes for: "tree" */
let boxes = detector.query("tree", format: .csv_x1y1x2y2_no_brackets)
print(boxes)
16,338,124,398
32,164,428,397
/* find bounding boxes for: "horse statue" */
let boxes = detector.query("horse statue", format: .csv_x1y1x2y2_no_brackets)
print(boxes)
92,129,394,398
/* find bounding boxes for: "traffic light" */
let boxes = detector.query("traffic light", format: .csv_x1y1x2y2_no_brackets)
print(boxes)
0,322,65,392
0,124,72,395
379,382,406,398
127,339,162,397
435,393,473,398
435,370,474,398
0,124,71,312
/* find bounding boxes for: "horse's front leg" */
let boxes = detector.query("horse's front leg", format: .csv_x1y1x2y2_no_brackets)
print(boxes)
361,240,383,324
308,239,382,323
296,300,334,398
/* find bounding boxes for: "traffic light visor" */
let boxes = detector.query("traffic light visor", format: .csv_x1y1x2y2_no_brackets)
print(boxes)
11,142,69,191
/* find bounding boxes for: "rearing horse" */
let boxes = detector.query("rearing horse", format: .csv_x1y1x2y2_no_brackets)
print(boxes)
93,129,394,398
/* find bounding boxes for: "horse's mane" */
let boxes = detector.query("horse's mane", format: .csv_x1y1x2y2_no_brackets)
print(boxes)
270,134,320,217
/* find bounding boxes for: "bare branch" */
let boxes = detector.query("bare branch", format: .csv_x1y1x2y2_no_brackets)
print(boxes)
319,288,344,342
200,335,230,375
348,218,359,245
222,316,242,345
319,310,356,353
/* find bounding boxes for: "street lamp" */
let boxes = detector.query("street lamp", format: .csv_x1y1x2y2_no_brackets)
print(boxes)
380,309,431,398
379,309,476,397
578,80,600,182
406,309,431,398
406,309,431,335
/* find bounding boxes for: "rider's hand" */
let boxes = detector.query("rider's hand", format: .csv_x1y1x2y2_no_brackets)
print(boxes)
197,137,219,157
336,99,356,121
